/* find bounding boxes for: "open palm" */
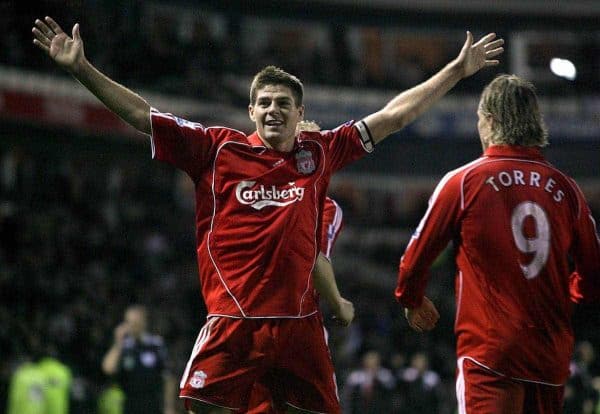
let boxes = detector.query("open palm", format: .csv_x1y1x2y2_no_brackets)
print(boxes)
32,17,84,71
457,32,504,78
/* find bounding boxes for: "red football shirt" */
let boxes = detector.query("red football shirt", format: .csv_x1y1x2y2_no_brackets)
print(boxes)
320,197,343,261
395,145,600,384
150,111,372,318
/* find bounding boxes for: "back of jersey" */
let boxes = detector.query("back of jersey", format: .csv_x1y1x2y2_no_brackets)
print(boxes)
457,149,581,384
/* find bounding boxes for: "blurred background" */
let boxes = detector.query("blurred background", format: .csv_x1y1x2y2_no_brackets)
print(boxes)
1,0,599,413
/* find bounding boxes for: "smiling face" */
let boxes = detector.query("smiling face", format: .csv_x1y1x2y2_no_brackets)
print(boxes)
249,84,304,152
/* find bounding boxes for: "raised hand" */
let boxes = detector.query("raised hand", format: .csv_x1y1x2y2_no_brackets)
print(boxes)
32,16,84,72
455,31,504,78
405,296,440,332
114,322,130,346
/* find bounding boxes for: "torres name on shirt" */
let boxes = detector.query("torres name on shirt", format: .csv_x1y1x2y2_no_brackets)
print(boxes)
484,169,564,202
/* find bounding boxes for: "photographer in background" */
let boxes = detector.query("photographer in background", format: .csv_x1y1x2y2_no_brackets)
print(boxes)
102,305,176,414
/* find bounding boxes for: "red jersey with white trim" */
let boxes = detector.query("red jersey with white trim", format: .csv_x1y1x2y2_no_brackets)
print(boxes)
150,111,372,318
395,145,600,384
320,197,343,261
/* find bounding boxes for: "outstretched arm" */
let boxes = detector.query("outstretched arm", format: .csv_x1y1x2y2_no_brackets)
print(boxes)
313,253,354,326
364,32,504,144
32,16,151,134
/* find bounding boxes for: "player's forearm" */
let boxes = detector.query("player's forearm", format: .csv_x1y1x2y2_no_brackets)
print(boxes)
101,344,122,375
163,374,177,412
367,60,463,144
70,58,151,134
313,254,344,309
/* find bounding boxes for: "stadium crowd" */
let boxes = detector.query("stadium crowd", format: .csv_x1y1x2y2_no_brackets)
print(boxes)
2,1,600,413
1,133,599,413
3,1,509,106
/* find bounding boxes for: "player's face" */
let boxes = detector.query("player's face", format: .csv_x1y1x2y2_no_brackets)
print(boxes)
249,84,304,151
125,309,147,337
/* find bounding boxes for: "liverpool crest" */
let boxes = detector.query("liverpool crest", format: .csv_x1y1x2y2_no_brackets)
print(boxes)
295,149,316,174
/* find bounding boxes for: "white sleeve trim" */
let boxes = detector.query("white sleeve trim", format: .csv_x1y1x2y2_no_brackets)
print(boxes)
149,107,158,159
354,120,375,153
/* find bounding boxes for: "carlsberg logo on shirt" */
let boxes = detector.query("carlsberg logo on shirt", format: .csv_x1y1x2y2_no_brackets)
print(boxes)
235,180,305,210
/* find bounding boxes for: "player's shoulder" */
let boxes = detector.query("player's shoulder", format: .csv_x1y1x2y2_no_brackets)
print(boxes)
298,129,328,142
153,110,247,140
437,157,488,188
299,120,357,140
204,125,248,144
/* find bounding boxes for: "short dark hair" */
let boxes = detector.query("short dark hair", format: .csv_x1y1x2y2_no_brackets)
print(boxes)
250,66,304,106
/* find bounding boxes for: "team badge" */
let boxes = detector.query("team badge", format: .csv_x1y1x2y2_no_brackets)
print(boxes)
295,149,316,174
189,370,207,389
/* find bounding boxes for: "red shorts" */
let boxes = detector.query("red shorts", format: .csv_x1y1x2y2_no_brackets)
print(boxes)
179,314,340,413
245,381,286,414
456,357,564,414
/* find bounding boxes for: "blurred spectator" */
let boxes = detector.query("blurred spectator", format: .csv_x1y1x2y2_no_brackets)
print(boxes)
397,352,442,414
101,305,176,414
342,350,396,413
97,383,125,414
6,357,48,414
6,342,72,414
565,341,599,414
38,355,72,414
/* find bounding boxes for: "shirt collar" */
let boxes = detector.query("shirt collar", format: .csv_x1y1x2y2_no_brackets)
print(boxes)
247,132,266,147
484,145,545,160
246,132,300,152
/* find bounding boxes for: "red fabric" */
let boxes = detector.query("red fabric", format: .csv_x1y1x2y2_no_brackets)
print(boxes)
246,381,286,414
151,111,368,318
396,145,600,384
246,197,343,413
457,358,564,414
179,315,340,413
320,197,344,260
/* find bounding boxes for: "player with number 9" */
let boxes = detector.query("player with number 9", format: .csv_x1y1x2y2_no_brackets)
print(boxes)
395,74,600,414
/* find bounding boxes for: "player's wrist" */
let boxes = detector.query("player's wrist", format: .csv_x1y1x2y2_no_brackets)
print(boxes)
447,58,467,80
67,55,89,77
330,296,344,311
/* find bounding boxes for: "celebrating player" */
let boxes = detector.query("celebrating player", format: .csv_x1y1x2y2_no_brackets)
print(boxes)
395,74,600,414
33,16,503,413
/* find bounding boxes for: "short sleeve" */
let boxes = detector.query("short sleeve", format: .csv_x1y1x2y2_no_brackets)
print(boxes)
395,170,463,308
324,120,374,173
150,109,215,180
320,198,344,260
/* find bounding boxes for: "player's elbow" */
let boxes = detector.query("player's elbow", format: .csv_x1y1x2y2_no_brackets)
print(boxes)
131,108,152,134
